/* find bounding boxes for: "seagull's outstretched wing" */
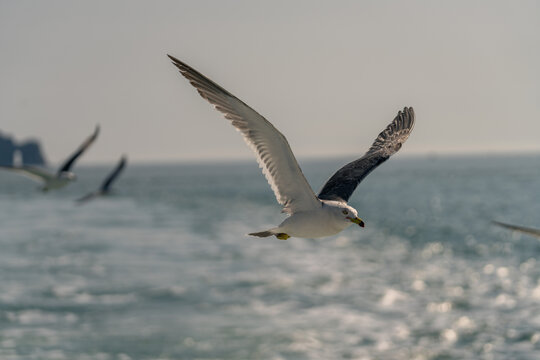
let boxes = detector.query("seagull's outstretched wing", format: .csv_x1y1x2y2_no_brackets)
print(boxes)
100,155,127,192
493,221,540,238
0,166,55,184
75,191,101,204
57,125,100,175
318,107,415,202
168,55,320,214
75,156,127,205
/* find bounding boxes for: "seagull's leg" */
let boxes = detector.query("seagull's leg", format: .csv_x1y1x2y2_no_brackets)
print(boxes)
275,233,290,240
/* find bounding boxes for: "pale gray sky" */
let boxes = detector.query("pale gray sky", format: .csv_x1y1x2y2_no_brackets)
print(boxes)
1,0,539,165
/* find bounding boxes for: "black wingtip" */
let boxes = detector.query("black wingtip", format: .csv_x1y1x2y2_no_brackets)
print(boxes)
88,125,100,143
119,155,128,166
167,54,183,68
400,107,414,118
397,107,415,131
492,220,512,229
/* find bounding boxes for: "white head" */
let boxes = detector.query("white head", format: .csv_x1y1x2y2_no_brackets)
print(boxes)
325,201,365,228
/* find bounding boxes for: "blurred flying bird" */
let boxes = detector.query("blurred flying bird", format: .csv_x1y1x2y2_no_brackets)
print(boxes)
168,55,414,239
76,155,127,204
0,125,99,191
493,221,540,238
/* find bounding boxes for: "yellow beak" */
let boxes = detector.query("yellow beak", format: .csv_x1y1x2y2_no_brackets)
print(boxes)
348,217,365,227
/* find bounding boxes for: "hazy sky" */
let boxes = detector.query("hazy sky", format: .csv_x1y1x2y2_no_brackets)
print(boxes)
1,0,539,165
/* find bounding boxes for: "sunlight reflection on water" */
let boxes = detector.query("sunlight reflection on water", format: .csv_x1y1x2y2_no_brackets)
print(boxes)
1,155,540,359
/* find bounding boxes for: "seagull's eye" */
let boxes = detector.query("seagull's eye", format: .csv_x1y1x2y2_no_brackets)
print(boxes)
342,210,348,215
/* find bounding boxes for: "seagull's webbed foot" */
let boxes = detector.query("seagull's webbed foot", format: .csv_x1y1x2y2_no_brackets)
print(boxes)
275,233,290,240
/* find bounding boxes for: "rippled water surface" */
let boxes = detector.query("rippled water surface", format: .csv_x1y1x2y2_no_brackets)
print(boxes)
1,155,540,359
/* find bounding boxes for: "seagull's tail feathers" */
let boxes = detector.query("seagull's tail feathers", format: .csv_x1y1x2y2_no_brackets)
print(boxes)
249,228,291,240
248,230,275,238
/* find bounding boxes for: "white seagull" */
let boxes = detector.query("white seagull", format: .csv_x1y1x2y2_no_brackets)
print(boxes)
1,125,99,191
76,155,127,204
168,55,415,239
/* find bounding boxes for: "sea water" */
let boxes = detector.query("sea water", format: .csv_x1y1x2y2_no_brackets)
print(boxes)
1,154,540,360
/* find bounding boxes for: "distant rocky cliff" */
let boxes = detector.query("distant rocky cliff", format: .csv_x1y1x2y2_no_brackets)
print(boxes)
0,132,47,166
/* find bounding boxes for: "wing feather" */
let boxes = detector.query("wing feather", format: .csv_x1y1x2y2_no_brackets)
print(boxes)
493,221,540,238
75,191,101,204
0,166,55,183
100,156,127,192
318,107,415,202
58,125,100,174
168,55,320,213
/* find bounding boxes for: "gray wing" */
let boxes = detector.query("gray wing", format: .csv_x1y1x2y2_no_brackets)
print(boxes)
168,55,321,214
75,191,101,204
0,166,55,184
58,125,100,175
493,221,540,238
318,107,415,202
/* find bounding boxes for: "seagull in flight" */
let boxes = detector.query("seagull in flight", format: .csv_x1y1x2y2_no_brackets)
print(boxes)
168,55,415,239
76,155,127,204
1,125,99,191
493,221,540,238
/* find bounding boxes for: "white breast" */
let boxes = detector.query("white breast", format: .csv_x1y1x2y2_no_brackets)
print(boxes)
276,207,352,238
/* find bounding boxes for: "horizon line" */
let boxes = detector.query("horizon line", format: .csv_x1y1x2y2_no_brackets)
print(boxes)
54,149,540,167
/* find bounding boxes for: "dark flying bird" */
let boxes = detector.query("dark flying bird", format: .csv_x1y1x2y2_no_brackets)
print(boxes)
168,55,414,239
76,155,127,204
493,221,540,238
0,125,99,191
